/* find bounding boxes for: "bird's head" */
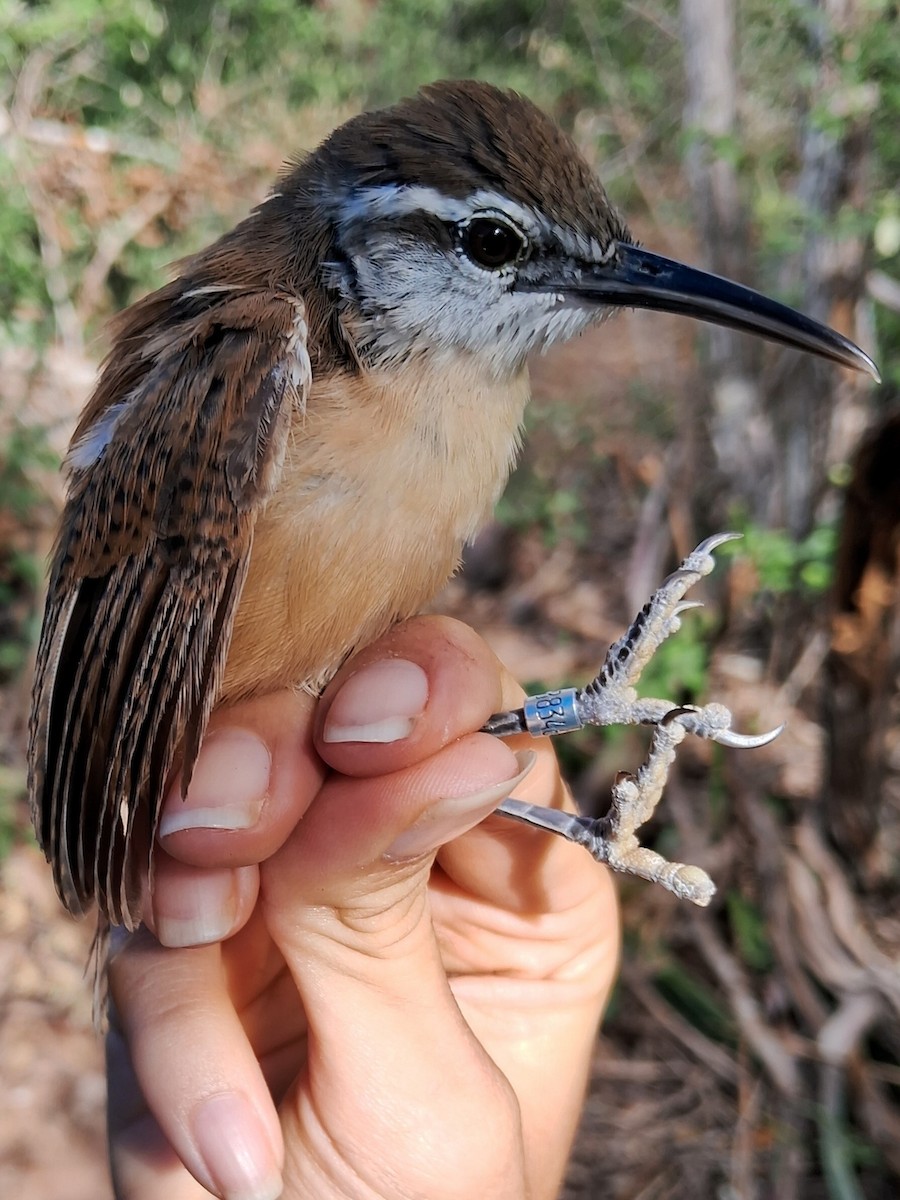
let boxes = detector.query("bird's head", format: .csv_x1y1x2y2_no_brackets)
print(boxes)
272,80,877,383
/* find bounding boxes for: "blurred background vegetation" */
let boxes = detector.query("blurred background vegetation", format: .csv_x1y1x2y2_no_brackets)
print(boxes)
1,1,898,1197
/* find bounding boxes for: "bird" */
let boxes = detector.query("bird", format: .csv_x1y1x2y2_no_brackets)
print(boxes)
28,79,878,930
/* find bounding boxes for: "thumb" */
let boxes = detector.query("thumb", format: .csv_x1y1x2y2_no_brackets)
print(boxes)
257,733,534,1197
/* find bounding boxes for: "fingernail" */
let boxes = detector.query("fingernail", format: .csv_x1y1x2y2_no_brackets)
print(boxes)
155,868,242,947
192,1090,282,1200
159,730,271,837
323,658,428,744
385,749,537,859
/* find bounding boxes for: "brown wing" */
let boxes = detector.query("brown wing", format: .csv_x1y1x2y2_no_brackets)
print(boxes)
28,285,308,928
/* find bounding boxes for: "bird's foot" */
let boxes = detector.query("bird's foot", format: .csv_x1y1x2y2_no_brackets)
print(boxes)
482,533,781,905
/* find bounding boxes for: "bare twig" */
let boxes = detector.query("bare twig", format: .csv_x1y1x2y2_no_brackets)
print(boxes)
623,965,739,1084
793,822,900,1013
690,913,801,1096
13,165,82,351
0,108,181,170
866,269,900,313
76,187,176,323
818,991,882,1066
730,1067,763,1200
775,628,829,709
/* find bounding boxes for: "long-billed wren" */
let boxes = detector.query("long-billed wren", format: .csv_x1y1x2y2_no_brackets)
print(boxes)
28,81,878,928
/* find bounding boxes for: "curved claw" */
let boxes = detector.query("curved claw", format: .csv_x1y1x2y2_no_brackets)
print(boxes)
694,531,742,555
712,722,784,749
672,600,704,616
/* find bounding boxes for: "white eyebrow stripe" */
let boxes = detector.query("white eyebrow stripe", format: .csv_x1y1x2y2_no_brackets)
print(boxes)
334,183,611,265
336,183,541,237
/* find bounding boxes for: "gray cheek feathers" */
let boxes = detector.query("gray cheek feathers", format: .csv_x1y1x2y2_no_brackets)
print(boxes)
328,184,605,375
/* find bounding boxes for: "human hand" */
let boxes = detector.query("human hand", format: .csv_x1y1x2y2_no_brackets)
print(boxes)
107,616,619,1200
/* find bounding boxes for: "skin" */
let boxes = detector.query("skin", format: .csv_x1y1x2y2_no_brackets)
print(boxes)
106,616,620,1200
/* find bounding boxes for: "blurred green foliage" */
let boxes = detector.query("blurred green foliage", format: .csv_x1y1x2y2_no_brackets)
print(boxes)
637,607,713,702
654,957,736,1043
0,0,680,122
0,422,57,521
0,763,28,860
725,889,773,972
496,467,595,548
725,518,838,594
738,0,900,382
0,421,56,680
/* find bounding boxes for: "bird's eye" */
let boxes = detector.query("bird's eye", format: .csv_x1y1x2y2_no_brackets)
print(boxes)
460,218,525,270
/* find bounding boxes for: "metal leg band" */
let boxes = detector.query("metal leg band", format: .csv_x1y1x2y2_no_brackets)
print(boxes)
522,688,582,737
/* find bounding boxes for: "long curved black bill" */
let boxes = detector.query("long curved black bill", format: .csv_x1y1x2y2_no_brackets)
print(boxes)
573,242,880,381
